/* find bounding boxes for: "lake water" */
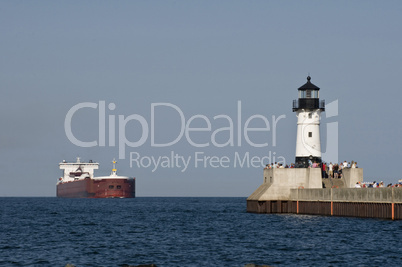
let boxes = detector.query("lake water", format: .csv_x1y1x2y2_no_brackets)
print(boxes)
0,197,401,266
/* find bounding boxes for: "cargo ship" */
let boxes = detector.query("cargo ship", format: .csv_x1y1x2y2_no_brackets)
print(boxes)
57,158,135,198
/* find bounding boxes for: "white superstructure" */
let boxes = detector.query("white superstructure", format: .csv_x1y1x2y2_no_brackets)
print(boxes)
93,159,130,180
58,157,99,183
58,158,130,184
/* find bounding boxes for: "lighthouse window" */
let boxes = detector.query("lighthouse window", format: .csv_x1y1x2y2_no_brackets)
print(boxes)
109,185,114,189
311,90,318,98
306,90,311,98
116,185,121,189
308,132,312,138
308,113,312,118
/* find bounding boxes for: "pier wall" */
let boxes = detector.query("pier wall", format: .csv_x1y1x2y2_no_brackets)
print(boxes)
248,168,322,201
247,187,402,220
342,168,364,188
292,187,402,203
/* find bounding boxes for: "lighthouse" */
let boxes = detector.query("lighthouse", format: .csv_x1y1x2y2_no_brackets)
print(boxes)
293,76,325,167
247,76,365,213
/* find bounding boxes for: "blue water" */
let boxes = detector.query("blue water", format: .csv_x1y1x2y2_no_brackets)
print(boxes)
0,198,401,267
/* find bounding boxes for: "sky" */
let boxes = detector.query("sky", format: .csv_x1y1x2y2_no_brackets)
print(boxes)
1,1,401,196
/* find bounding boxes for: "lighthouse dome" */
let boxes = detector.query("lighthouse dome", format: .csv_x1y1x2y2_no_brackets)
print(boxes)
298,76,320,91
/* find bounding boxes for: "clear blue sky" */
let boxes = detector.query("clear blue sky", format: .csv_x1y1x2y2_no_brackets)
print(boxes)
1,1,401,196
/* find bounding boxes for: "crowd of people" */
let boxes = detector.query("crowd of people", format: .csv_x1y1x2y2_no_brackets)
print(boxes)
264,160,358,179
320,160,358,179
355,181,402,188
264,163,294,169
263,160,402,188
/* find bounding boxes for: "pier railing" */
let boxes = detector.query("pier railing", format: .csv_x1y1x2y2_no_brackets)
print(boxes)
291,187,402,203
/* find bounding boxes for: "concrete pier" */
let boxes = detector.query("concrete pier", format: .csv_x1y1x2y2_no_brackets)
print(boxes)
248,168,323,201
247,187,402,220
247,168,402,220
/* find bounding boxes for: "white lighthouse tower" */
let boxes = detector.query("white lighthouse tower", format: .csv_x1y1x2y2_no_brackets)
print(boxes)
293,76,325,167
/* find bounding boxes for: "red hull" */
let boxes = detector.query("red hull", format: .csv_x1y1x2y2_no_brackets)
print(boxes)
57,178,135,198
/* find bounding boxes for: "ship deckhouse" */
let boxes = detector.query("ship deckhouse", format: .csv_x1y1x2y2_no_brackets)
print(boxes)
58,157,99,183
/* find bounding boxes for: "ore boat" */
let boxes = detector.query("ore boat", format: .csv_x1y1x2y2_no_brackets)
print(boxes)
57,158,135,198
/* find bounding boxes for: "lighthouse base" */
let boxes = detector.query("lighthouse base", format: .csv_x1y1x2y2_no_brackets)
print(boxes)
295,156,322,168
247,168,323,201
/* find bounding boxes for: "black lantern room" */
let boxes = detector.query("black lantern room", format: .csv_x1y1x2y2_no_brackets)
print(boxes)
292,76,325,112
